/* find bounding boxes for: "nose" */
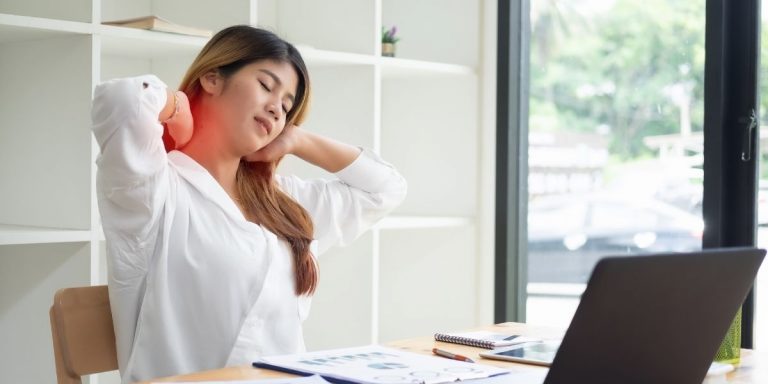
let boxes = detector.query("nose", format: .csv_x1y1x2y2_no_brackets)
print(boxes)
266,100,281,120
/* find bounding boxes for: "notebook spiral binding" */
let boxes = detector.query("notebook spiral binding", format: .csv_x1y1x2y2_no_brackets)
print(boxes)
434,333,497,349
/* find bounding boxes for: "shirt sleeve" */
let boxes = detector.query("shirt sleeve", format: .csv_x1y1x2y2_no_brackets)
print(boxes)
276,149,408,255
91,75,170,260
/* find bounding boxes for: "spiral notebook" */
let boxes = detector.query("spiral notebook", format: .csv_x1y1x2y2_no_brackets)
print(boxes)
434,331,540,349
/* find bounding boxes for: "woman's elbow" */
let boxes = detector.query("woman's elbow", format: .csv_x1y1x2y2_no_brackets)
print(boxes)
378,175,408,212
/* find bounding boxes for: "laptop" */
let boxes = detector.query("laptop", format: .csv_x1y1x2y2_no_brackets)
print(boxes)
481,248,765,384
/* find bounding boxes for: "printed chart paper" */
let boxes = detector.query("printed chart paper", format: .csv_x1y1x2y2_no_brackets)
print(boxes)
255,345,510,384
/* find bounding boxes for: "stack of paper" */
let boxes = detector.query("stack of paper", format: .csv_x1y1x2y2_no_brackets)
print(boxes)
156,374,331,384
253,345,510,384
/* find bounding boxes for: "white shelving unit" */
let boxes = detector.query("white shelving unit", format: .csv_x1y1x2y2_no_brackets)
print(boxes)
0,225,92,245
0,1,496,382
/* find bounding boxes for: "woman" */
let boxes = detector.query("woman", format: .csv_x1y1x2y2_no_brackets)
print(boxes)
92,26,406,383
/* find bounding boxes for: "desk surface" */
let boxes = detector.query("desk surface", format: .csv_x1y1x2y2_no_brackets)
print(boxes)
143,322,768,383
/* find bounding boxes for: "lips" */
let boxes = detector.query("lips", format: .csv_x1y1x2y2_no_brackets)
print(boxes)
254,116,273,135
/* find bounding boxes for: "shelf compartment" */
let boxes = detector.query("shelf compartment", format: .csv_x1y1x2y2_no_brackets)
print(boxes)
379,227,478,342
303,233,375,349
382,0,479,67
0,243,91,383
258,0,376,55
101,0,250,34
0,34,93,230
278,65,376,179
0,1,91,23
98,26,202,90
381,75,479,216
0,225,91,245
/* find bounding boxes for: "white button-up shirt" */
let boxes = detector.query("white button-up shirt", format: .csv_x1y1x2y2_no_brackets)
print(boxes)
91,75,407,383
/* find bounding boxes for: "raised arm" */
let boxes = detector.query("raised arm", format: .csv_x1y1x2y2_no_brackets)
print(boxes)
92,75,170,184
256,127,407,254
291,130,362,172
91,75,177,239
244,124,361,171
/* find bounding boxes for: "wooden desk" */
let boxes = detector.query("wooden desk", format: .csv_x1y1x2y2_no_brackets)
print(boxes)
143,322,768,383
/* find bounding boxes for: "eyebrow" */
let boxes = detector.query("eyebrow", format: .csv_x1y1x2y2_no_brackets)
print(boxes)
258,69,296,104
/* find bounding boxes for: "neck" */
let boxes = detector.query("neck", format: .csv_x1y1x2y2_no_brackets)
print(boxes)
180,122,241,197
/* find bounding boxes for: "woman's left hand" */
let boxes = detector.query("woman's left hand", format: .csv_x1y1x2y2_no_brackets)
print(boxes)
244,124,303,162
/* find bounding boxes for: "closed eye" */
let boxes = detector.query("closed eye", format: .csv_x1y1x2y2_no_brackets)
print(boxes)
261,79,291,115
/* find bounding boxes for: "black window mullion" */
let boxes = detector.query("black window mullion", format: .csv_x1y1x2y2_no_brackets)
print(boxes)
703,0,760,348
495,0,530,323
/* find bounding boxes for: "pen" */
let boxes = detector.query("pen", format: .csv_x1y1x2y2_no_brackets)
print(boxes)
432,347,475,363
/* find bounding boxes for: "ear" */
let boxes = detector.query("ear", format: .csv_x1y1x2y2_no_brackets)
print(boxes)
199,70,223,96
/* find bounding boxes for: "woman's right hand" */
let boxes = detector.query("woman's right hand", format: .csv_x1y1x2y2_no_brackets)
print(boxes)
162,90,194,150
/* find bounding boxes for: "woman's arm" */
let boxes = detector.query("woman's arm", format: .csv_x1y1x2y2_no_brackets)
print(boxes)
277,145,407,254
91,75,191,239
246,124,407,254
291,130,362,173
244,124,361,171
92,75,169,183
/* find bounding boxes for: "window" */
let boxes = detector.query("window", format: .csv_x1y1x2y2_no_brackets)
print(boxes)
525,0,705,327
497,0,761,347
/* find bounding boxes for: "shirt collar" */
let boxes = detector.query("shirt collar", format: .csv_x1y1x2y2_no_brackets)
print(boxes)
167,150,247,222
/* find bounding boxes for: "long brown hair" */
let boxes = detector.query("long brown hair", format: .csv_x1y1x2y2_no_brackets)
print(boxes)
175,25,317,295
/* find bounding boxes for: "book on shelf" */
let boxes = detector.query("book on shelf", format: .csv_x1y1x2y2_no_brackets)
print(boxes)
434,331,540,349
102,16,212,37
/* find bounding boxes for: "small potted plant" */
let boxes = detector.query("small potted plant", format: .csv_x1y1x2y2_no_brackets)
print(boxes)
381,25,400,57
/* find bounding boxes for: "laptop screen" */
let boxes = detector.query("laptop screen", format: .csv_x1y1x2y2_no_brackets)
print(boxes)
543,248,764,384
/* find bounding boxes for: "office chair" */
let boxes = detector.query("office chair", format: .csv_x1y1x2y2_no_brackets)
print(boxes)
50,285,118,384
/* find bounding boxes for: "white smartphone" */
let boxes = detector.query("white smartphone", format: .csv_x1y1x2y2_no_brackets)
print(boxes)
479,341,561,366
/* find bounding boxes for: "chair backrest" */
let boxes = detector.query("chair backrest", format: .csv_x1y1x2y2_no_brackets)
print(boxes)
50,285,118,384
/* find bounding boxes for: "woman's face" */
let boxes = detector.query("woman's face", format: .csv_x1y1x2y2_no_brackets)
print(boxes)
208,59,299,156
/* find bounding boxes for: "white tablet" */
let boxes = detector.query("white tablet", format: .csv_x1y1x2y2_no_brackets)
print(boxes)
481,341,736,379
479,341,561,367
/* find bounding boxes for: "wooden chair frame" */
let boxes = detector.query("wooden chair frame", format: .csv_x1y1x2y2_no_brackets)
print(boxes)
50,285,118,384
